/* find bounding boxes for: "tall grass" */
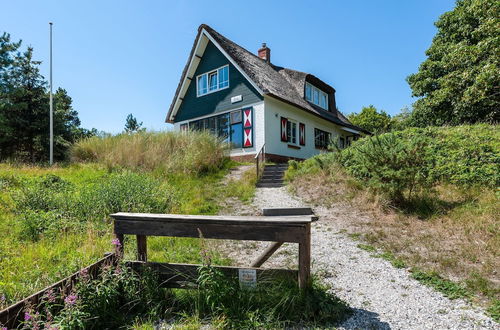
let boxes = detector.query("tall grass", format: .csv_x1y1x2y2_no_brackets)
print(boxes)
71,131,229,175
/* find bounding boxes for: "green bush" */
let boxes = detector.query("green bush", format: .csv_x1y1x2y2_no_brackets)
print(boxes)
13,172,177,240
339,133,432,202
287,124,500,204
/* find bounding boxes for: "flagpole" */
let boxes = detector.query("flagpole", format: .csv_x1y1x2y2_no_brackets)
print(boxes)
49,22,53,165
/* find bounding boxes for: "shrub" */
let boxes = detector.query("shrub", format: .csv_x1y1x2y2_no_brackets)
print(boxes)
13,172,177,240
289,124,499,204
338,133,432,203
71,131,228,175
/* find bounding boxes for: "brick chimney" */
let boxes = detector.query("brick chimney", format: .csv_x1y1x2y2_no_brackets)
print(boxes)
258,43,271,63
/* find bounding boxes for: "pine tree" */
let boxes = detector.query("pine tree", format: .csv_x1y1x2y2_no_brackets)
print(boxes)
124,114,143,133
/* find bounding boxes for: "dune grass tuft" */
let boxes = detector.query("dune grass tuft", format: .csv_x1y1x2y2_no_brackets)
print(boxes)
71,131,229,175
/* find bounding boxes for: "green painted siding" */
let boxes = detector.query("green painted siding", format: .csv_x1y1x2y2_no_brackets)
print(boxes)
174,41,262,123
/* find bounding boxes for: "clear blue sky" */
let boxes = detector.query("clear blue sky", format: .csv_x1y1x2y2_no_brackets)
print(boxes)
1,0,455,133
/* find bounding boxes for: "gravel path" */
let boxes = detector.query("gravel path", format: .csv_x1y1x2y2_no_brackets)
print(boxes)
225,185,498,329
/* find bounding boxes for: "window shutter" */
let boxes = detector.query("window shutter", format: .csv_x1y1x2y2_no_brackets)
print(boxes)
299,123,305,146
243,108,253,148
280,117,288,142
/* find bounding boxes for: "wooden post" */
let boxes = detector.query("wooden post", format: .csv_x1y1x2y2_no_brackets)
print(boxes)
136,235,147,262
115,233,124,258
250,241,284,267
298,223,311,289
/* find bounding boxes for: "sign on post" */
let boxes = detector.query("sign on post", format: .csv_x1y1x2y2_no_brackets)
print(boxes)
238,269,257,289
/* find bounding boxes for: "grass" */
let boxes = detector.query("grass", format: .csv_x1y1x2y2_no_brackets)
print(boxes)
71,130,228,175
0,158,241,308
21,260,350,329
410,269,470,300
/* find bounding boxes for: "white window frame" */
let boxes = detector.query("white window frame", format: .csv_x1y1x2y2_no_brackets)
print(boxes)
305,82,329,110
286,119,298,145
196,64,230,97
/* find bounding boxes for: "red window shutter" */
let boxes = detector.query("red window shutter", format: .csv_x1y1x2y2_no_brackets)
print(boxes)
299,123,305,145
280,117,288,142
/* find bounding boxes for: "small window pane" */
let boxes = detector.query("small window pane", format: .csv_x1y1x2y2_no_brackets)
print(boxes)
287,121,297,144
230,123,242,148
217,114,230,143
313,89,319,105
218,66,229,89
208,71,218,91
197,74,207,96
305,83,312,101
230,110,242,124
320,92,327,109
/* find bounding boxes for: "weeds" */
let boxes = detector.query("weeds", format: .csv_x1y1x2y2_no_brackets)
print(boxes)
410,269,470,300
374,252,406,269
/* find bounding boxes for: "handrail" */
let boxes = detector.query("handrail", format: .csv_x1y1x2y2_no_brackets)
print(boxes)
255,143,265,178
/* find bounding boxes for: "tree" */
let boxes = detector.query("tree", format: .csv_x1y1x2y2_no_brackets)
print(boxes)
124,114,143,133
0,47,48,161
0,35,88,162
407,0,499,126
347,105,392,133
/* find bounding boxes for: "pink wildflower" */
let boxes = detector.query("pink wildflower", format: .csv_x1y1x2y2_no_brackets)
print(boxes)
64,294,78,306
24,312,31,321
111,238,121,247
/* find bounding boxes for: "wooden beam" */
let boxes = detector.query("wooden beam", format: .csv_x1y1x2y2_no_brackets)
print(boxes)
298,223,311,290
262,207,313,216
250,241,284,267
136,235,147,262
126,261,297,288
111,213,312,225
114,220,307,243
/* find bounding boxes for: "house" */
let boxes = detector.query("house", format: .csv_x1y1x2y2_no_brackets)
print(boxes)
166,24,368,162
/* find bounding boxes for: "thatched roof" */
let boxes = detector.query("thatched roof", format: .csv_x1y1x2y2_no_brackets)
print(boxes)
167,24,368,134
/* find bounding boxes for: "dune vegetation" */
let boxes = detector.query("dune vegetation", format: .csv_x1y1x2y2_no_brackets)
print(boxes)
286,124,499,318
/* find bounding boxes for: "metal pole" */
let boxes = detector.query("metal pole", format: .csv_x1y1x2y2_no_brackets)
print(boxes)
49,22,53,165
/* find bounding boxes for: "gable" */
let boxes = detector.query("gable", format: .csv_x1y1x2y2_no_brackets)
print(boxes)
173,41,263,123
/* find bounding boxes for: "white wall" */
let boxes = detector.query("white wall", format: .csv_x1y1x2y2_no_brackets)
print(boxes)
172,101,265,157
264,96,347,159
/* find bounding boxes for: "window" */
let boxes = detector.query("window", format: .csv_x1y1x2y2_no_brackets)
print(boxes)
305,83,312,101
187,109,253,148
305,82,328,110
314,128,331,149
339,137,345,149
196,65,229,96
197,74,207,96
287,120,297,144
208,71,218,91
218,66,229,89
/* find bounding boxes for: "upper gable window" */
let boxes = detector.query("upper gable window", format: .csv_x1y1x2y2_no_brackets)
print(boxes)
197,65,229,97
305,82,328,110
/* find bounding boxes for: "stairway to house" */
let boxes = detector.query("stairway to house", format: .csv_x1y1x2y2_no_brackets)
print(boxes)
256,163,288,188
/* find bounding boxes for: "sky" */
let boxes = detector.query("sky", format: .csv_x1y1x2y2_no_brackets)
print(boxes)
1,0,456,133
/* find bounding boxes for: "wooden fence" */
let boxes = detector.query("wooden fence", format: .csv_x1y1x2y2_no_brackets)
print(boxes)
1,208,314,328
0,253,117,329
111,211,313,289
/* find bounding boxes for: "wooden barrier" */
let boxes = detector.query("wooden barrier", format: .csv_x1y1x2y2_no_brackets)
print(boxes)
0,253,116,329
111,212,312,289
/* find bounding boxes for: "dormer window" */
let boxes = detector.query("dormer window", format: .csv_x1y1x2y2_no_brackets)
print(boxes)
305,82,328,110
197,65,229,97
